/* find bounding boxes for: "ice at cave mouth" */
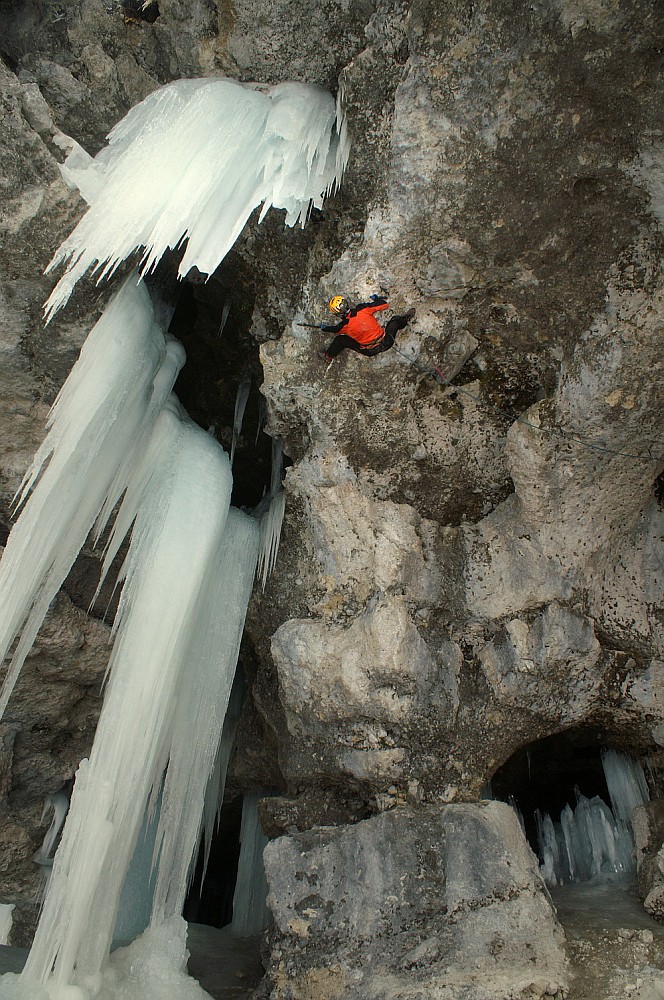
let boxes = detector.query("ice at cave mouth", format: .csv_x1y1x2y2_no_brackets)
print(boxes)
0,76,347,999
535,750,650,887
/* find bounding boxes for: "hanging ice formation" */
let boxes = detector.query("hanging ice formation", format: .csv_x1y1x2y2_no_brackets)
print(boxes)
257,436,286,590
0,907,14,948
536,750,650,886
231,792,271,937
200,674,246,883
0,74,347,1000
44,78,349,322
32,789,70,866
231,375,252,466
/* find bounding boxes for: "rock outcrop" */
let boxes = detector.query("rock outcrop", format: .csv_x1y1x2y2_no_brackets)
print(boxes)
0,0,662,993
263,801,568,1000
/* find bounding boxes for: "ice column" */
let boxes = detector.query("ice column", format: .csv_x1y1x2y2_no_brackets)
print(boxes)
231,791,270,937
22,401,234,985
150,508,259,926
536,751,650,886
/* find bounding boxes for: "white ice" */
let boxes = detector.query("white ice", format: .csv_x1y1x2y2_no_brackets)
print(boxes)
0,73,348,1000
0,906,14,947
602,748,650,827
256,437,285,589
150,507,259,927
33,792,70,866
19,399,234,989
230,376,251,467
200,676,245,884
536,751,650,887
44,78,349,321
0,275,183,720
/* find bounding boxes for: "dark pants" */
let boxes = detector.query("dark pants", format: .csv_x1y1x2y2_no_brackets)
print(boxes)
325,315,411,359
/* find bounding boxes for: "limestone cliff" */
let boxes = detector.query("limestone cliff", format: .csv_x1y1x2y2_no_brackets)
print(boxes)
0,0,662,995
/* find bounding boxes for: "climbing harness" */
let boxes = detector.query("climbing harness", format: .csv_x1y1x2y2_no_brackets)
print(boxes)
391,345,659,464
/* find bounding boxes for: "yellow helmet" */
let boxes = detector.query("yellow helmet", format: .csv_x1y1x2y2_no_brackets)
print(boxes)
328,295,349,315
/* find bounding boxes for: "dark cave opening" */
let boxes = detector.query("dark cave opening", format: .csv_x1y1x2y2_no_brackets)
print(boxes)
488,728,643,862
183,793,243,929
120,0,160,24
166,276,276,511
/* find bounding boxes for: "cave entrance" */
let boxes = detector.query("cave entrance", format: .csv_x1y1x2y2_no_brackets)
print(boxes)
183,795,243,929
182,789,271,997
487,729,652,887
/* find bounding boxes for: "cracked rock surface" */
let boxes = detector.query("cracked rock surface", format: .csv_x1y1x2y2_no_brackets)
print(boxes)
0,0,662,995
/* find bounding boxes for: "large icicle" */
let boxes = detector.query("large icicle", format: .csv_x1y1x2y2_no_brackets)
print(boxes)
0,275,183,720
150,507,259,926
21,402,233,988
44,79,349,321
32,790,70,866
602,748,650,826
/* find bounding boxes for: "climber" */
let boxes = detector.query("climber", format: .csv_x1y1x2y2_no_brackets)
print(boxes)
319,294,416,361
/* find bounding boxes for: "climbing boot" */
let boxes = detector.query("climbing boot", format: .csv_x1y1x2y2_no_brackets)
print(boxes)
404,307,416,321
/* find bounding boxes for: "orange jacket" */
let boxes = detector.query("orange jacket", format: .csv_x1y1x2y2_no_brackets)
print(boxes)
323,298,389,347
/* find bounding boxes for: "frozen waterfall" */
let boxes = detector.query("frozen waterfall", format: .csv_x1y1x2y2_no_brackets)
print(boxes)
44,78,349,321
0,72,347,1000
0,276,184,720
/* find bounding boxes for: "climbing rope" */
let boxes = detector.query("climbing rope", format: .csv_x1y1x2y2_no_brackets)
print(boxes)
391,345,661,464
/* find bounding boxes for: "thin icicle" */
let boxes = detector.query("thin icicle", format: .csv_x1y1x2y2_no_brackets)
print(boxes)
230,375,251,467
217,301,231,338
44,79,349,321
256,436,285,588
201,673,246,883
255,395,267,445
33,790,70,866
257,491,285,590
0,275,182,721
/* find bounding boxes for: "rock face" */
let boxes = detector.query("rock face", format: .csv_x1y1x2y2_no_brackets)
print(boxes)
263,801,568,1000
634,798,664,921
0,591,108,944
0,0,663,993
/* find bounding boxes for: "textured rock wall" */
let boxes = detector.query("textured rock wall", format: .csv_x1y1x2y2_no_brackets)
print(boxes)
263,801,568,1000
0,0,662,993
254,0,664,805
